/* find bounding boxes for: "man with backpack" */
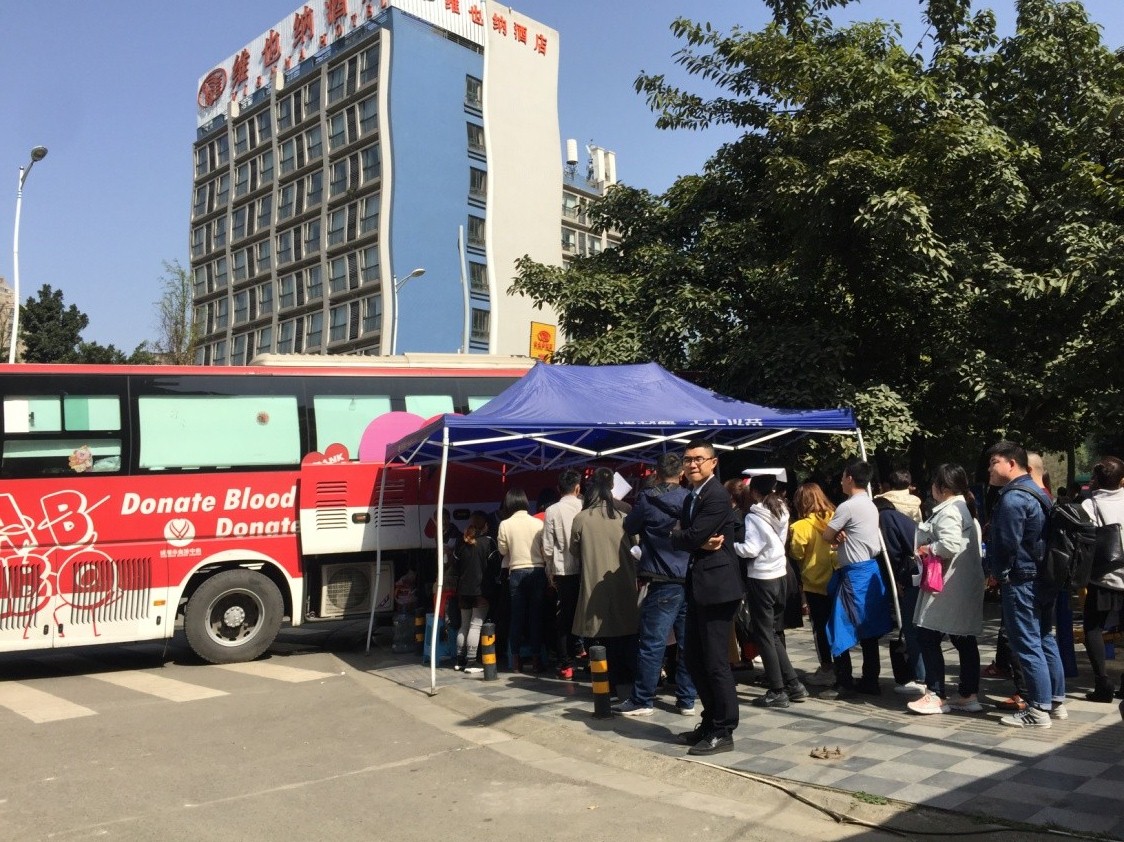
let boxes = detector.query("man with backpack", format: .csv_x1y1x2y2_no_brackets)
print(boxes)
985,440,1066,728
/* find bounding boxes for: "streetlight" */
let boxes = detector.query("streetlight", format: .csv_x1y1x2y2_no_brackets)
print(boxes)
389,267,425,355
10,145,48,365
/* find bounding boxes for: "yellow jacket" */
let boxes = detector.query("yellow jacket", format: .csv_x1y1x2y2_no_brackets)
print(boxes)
787,512,837,595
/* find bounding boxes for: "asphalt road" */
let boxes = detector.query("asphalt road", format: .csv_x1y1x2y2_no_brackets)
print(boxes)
0,627,1059,842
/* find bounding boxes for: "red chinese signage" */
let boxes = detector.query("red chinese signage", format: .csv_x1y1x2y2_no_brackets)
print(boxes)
197,68,227,108
262,30,282,68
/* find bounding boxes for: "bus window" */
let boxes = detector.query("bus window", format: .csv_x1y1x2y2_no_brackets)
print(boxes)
138,395,300,470
313,394,391,453
405,394,454,418
2,395,123,478
467,396,496,412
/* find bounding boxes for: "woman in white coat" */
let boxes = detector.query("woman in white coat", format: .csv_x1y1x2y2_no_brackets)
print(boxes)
1081,456,1124,702
907,464,985,715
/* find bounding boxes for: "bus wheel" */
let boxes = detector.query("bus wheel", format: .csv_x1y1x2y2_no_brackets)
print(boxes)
184,570,283,664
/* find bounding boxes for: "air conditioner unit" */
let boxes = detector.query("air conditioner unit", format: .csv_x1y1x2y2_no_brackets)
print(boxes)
318,561,392,619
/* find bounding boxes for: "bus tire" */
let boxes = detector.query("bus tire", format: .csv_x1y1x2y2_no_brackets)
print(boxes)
184,569,284,664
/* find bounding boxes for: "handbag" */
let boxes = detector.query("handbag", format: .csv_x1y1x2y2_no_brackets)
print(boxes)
920,553,944,593
1089,498,1124,580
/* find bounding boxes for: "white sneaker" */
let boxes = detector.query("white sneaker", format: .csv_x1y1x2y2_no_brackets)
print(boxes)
893,681,926,696
948,694,983,713
907,693,949,715
612,699,654,717
676,703,697,716
1050,702,1069,720
1000,707,1051,728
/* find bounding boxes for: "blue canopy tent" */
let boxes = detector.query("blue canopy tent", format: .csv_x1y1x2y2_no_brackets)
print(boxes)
374,362,875,691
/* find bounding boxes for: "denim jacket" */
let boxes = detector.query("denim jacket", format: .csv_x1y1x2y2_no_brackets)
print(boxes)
987,475,1050,583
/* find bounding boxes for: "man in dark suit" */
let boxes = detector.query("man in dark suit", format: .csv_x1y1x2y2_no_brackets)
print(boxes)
670,440,745,755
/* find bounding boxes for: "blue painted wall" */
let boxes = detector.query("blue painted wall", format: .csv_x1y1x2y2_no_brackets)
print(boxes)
387,9,484,353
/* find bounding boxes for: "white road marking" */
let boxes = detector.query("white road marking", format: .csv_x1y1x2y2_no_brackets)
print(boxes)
213,661,337,683
87,671,228,702
0,683,96,723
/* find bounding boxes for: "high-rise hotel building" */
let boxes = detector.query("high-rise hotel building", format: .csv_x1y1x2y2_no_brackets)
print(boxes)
190,0,565,363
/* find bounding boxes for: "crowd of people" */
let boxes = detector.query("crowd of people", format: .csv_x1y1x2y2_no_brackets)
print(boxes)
445,439,1124,755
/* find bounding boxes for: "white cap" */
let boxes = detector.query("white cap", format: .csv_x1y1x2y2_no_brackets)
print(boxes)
741,467,788,483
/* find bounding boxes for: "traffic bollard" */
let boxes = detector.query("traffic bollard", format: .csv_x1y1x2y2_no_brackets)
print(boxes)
590,644,612,718
480,622,498,681
414,608,426,654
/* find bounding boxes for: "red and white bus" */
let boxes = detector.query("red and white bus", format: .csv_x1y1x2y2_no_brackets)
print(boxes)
0,354,532,663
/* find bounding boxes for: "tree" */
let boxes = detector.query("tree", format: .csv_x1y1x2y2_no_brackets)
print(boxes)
152,259,200,365
19,284,89,363
511,0,1124,468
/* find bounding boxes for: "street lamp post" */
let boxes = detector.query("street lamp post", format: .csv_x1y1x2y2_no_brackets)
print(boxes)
10,145,48,365
389,267,425,355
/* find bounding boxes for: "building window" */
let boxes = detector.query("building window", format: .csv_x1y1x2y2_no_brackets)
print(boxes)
306,265,324,301
304,80,321,118
213,339,227,366
467,215,485,248
328,209,346,247
467,122,485,154
191,226,206,259
330,160,348,198
215,173,230,207
280,138,298,175
360,246,380,284
278,183,296,221
469,167,486,200
306,312,323,349
277,230,294,265
361,296,381,334
358,96,377,135
255,111,272,145
470,307,490,342
213,216,227,249
257,326,273,356
328,256,347,293
216,297,229,329
329,304,348,342
232,249,248,282
465,75,482,108
306,171,323,208
360,144,380,182
279,273,296,309
328,113,346,150
277,96,293,131
229,334,247,366
258,281,274,315
360,197,378,234
327,65,346,104
359,44,379,85
562,227,577,253
277,320,295,353
234,122,250,156
306,125,323,161
234,162,250,197
256,195,272,230
234,291,249,325
304,219,321,255
215,256,228,289
469,262,487,293
257,236,272,273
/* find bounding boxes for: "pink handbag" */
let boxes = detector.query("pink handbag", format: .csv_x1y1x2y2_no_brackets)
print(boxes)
920,553,945,593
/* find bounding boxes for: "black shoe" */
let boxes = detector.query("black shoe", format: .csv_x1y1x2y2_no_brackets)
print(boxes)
1117,683,1124,701
688,733,734,756
753,689,791,709
853,678,881,696
1087,680,1115,703
819,683,849,700
676,724,711,745
785,681,810,703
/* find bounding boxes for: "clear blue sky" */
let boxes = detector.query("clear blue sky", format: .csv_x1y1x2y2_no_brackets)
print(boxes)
1,1,1121,351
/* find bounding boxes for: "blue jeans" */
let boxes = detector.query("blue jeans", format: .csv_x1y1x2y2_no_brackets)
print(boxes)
1001,578,1065,711
508,567,546,660
630,581,696,708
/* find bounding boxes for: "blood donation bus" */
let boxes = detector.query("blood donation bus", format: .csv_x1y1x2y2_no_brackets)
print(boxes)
0,354,532,663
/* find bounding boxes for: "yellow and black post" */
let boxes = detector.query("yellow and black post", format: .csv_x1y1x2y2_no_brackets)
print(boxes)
480,622,498,681
589,644,612,718
414,608,426,654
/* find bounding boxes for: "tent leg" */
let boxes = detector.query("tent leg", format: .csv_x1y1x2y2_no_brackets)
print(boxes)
429,427,451,695
367,466,390,655
858,427,903,631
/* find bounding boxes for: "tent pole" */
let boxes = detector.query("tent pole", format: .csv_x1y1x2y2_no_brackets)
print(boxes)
429,426,451,695
366,464,390,655
858,428,903,631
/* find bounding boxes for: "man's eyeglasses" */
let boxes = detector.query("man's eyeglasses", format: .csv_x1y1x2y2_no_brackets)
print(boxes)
682,455,716,465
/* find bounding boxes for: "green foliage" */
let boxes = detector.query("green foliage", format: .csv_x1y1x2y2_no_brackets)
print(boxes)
512,0,1124,466
153,259,201,365
19,284,89,363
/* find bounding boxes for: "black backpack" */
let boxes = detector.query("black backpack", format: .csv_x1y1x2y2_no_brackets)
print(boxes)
1008,487,1095,590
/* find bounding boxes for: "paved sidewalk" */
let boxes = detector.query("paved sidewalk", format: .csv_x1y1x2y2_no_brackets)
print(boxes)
371,610,1124,839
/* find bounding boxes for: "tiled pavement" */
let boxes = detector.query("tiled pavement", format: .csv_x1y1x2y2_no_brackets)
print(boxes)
371,608,1124,839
